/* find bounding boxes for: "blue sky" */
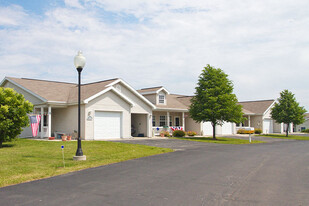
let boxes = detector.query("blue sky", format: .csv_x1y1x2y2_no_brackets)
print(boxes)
0,0,309,110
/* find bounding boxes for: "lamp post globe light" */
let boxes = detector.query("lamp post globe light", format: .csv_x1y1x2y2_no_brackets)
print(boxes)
73,51,86,161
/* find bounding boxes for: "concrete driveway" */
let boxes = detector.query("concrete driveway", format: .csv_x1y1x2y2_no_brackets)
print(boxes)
1,138,309,206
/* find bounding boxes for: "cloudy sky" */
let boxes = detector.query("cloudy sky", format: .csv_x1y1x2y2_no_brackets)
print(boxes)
0,0,309,109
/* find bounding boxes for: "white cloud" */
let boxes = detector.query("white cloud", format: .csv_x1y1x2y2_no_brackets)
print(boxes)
64,0,84,9
0,5,27,26
0,1,309,109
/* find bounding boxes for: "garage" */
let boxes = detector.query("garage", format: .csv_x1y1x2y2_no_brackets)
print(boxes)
94,111,122,139
202,121,213,135
263,119,273,134
221,122,233,135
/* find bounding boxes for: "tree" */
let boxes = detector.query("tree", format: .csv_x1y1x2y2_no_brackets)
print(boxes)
0,87,33,147
189,64,243,139
271,90,306,137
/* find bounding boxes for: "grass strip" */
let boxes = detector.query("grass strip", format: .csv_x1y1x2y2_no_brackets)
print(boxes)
0,138,172,188
170,137,264,144
258,134,309,140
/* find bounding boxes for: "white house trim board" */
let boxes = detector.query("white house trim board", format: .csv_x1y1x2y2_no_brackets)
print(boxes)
1,77,47,102
154,108,188,112
106,79,156,109
84,87,135,106
157,87,170,95
263,100,276,116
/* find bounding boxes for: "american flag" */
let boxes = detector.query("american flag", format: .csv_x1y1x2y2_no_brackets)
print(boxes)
30,115,41,137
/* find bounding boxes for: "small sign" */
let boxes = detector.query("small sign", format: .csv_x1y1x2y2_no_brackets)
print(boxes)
61,145,64,149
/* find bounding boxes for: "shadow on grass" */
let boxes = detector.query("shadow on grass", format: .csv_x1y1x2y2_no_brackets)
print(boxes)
0,144,15,148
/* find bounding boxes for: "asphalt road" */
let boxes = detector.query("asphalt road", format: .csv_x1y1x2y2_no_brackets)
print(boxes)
1,139,309,206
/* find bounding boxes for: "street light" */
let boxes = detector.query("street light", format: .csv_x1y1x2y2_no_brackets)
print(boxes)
73,51,86,161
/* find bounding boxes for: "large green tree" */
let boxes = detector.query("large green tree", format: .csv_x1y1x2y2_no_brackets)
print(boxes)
0,87,33,147
189,64,243,139
271,90,306,137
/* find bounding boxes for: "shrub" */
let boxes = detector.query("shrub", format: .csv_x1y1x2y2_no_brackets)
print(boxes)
237,129,254,134
254,129,262,134
160,131,170,137
187,131,197,136
302,129,309,133
173,130,186,137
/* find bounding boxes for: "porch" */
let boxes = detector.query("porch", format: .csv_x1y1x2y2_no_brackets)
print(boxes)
29,104,79,139
152,111,186,136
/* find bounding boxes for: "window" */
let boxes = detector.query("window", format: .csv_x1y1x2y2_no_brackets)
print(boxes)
152,116,156,126
159,95,165,104
169,116,172,126
160,116,166,126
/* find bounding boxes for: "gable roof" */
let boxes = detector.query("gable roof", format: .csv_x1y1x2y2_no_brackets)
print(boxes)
138,86,170,95
1,77,154,108
238,99,275,115
4,77,76,103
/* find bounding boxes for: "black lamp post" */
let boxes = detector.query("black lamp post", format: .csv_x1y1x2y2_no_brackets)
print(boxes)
73,51,86,161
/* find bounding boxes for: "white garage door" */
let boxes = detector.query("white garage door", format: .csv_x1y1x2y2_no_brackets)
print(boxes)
263,119,273,134
202,121,213,135
221,122,233,135
94,111,122,139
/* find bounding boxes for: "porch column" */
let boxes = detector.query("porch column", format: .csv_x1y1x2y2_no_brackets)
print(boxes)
167,111,170,127
182,112,185,130
248,115,251,127
147,114,150,137
48,106,51,137
40,107,44,139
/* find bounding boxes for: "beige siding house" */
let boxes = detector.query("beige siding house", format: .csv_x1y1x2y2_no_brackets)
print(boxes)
295,113,309,132
1,77,154,139
138,86,237,136
238,100,290,134
1,77,286,139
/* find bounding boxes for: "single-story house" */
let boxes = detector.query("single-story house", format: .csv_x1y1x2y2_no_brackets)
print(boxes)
295,113,309,132
1,77,154,139
237,100,291,134
1,77,288,139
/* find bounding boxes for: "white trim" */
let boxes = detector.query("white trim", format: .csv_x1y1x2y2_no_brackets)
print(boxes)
46,101,67,103
106,79,156,109
1,77,47,102
84,87,135,106
263,100,276,115
157,87,170,95
48,106,51,137
154,108,188,112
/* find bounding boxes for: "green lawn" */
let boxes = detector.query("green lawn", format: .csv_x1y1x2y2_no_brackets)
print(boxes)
171,136,264,144
259,134,309,140
0,139,172,188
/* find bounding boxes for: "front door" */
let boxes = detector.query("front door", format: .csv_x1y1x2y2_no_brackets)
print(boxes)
175,117,180,126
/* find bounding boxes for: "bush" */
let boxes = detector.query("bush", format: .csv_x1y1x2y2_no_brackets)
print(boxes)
237,129,254,134
254,128,262,134
160,131,170,137
173,130,186,137
187,131,197,136
302,129,309,133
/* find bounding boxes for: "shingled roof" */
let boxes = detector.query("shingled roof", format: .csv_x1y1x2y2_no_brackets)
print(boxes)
238,99,275,114
5,77,118,103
